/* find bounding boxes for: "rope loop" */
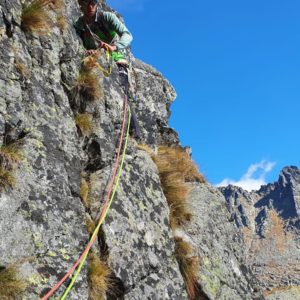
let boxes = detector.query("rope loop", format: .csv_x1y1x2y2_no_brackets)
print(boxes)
96,50,113,77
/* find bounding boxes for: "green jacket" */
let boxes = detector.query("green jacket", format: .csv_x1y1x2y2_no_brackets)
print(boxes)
74,11,133,61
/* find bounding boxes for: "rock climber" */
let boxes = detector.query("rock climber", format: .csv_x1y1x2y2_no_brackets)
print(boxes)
74,0,132,66
74,0,141,139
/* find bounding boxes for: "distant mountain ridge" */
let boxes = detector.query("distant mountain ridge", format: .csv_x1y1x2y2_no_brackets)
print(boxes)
220,166,300,296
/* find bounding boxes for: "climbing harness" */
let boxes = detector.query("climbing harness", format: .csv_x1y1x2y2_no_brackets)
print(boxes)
41,94,130,300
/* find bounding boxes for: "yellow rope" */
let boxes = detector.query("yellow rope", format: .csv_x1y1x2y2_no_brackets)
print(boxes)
96,50,112,77
60,108,131,300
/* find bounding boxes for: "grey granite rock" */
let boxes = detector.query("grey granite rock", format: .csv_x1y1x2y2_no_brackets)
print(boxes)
182,183,262,300
1,0,297,299
0,1,183,299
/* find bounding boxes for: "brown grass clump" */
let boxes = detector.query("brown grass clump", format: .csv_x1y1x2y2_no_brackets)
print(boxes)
15,59,31,79
152,146,204,228
137,143,154,157
0,265,28,299
154,146,205,183
0,143,22,191
75,113,93,136
21,0,52,33
56,14,68,31
72,55,103,101
49,0,64,10
52,0,67,31
21,0,65,33
74,69,103,101
82,55,100,72
0,167,16,191
80,177,90,206
24,0,64,11
88,252,111,300
80,176,93,210
175,237,201,300
164,173,192,228
152,147,206,298
86,215,96,236
0,144,22,170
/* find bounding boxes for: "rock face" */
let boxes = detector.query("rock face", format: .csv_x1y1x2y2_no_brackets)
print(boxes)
0,0,185,299
182,183,262,300
220,167,300,299
0,0,298,300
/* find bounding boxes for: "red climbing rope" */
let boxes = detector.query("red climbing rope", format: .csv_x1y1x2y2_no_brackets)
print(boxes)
41,94,128,300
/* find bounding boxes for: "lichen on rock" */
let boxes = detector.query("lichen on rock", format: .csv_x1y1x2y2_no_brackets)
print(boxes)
1,0,298,299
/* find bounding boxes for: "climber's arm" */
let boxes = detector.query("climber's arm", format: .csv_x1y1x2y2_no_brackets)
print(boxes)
103,12,133,50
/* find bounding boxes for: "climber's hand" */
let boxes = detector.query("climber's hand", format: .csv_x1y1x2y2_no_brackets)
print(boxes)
101,43,117,52
85,49,98,56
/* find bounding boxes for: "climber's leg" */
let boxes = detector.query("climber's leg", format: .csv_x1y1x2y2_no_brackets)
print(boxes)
117,64,142,140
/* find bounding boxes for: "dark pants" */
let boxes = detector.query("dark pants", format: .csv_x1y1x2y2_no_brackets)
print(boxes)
117,64,142,140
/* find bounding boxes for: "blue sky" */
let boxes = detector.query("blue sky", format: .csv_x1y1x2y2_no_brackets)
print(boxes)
107,0,300,190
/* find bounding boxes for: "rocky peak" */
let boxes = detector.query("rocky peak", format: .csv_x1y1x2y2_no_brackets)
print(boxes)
219,184,255,228
255,166,300,228
278,166,300,187
220,166,300,296
276,166,300,219
221,166,300,231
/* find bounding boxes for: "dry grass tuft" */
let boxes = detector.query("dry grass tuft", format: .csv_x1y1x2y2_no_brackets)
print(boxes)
151,146,206,299
154,146,205,183
86,215,96,236
80,177,93,209
0,143,22,191
0,144,22,170
75,113,93,136
82,55,101,72
21,0,52,33
88,252,111,300
52,0,67,30
72,55,103,101
21,0,65,33
49,0,64,10
168,190,192,228
74,69,103,101
0,167,16,191
152,146,204,228
15,59,31,79
175,237,201,300
24,0,63,11
137,143,154,157
56,14,68,31
80,177,90,206
0,265,27,299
